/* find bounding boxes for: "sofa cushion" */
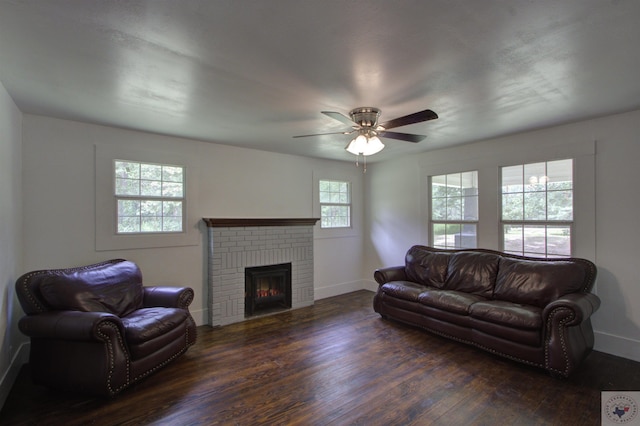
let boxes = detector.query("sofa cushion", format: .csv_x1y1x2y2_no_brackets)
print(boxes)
39,261,144,317
444,252,500,297
493,258,588,308
380,281,431,302
405,246,450,288
469,300,542,329
417,290,487,315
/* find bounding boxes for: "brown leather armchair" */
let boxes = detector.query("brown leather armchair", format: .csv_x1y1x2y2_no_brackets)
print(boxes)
15,259,197,396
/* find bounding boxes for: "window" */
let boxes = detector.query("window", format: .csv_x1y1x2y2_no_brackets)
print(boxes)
319,180,351,228
114,160,185,234
501,159,573,258
430,171,478,249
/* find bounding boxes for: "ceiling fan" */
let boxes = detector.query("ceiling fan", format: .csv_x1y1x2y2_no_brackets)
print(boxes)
293,107,438,157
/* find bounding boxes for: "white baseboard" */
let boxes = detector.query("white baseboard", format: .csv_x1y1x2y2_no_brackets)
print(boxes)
594,330,640,362
191,308,208,326
314,279,376,300
0,341,29,411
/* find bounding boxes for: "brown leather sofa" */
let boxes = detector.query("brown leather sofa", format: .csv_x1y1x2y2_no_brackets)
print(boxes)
373,245,600,377
15,259,197,396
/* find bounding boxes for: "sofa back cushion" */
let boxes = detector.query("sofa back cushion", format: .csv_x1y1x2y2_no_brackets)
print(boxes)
405,246,450,288
39,260,144,317
444,252,500,297
493,258,588,308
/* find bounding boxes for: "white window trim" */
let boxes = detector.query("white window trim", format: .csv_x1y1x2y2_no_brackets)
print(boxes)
95,144,199,250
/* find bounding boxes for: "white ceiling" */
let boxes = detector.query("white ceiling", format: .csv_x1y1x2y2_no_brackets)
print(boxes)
1,0,640,163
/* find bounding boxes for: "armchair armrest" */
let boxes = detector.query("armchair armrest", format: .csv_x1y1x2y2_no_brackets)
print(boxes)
542,292,601,326
143,286,194,309
18,311,123,341
374,266,408,285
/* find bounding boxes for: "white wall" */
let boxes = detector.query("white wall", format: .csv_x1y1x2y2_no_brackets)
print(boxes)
0,82,24,407
364,109,640,362
21,114,366,326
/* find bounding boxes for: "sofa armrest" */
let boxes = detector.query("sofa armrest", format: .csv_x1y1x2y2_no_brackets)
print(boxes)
542,292,601,377
374,266,408,285
542,292,601,326
143,286,194,309
18,311,124,341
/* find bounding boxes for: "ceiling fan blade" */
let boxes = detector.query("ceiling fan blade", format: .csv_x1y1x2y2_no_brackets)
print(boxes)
321,111,355,126
378,131,426,143
292,130,354,138
378,109,438,130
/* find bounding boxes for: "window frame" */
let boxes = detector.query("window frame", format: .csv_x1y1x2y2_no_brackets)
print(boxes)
499,159,574,258
429,170,479,249
95,144,199,251
318,179,352,229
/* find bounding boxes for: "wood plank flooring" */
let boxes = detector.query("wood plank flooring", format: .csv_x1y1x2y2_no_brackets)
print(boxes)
2,290,639,425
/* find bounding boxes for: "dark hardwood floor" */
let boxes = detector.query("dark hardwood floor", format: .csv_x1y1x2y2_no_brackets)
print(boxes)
2,290,638,425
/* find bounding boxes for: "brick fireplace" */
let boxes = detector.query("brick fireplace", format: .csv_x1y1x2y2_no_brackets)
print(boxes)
203,218,318,326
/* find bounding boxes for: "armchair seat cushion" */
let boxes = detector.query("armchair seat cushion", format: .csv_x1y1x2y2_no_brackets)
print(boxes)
122,307,189,343
122,308,191,360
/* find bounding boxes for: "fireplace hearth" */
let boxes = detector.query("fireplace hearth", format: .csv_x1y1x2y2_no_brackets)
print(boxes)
245,263,292,316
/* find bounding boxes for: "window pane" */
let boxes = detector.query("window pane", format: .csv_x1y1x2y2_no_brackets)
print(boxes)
116,178,139,196
502,193,523,220
464,195,479,220
140,179,162,196
503,225,523,254
162,166,183,183
163,201,182,217
524,162,546,192
502,165,523,193
547,225,571,256
140,164,162,180
432,197,447,220
162,182,183,197
523,225,546,256
162,217,183,232
524,191,546,220
547,190,573,220
140,200,162,217
118,216,140,233
547,159,572,190
141,217,163,232
115,161,139,179
117,199,139,216
447,197,462,221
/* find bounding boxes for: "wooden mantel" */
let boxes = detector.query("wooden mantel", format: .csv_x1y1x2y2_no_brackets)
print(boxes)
202,218,320,227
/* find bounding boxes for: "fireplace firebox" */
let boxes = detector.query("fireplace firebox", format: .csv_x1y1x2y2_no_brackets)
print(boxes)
245,263,292,317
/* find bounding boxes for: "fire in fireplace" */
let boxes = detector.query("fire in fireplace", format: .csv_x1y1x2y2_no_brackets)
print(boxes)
245,263,292,317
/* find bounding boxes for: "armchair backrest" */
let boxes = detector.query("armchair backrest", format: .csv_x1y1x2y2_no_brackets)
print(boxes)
16,259,144,317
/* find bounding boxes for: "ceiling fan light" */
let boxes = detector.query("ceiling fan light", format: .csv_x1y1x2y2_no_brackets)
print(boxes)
345,134,368,155
362,136,385,156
